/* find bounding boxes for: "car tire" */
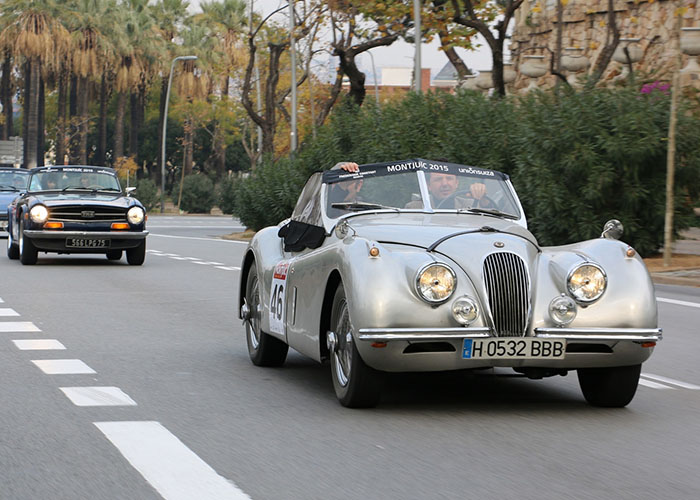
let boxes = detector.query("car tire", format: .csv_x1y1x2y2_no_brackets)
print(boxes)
7,224,19,260
577,364,641,408
329,283,382,408
19,219,37,265
245,266,288,367
106,249,122,261
126,241,146,265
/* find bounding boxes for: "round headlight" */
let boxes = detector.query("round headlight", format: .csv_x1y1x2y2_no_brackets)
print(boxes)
549,294,577,326
567,263,607,303
452,296,478,325
127,206,145,224
29,205,48,223
416,263,456,303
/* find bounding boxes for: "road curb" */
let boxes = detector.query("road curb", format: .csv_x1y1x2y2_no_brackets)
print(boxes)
651,274,700,288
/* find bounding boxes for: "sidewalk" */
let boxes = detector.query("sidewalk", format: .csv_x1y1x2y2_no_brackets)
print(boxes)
646,227,700,287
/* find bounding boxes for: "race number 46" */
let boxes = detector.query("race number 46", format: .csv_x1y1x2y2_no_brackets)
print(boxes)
269,261,289,335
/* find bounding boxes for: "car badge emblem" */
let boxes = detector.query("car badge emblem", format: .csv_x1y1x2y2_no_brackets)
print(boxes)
81,210,95,218
494,241,505,248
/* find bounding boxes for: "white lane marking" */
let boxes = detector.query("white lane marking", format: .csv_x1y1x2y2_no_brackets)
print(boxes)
205,261,224,266
13,339,66,350
0,297,4,303
159,253,180,257
95,421,250,500
0,308,20,317
170,257,189,260
31,359,96,375
638,379,674,390
657,297,700,309
150,233,248,244
193,261,210,265
183,257,201,261
147,249,163,254
642,373,700,390
0,322,41,333
61,387,137,406
215,266,240,271
147,225,246,229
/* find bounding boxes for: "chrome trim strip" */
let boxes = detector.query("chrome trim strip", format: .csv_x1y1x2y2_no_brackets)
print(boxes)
358,327,492,341
24,230,148,239
534,327,662,342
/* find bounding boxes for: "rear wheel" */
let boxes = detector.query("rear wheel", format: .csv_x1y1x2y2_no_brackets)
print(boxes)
126,241,145,265
19,219,37,265
106,249,122,261
244,266,288,366
7,224,19,260
577,364,641,407
329,283,382,408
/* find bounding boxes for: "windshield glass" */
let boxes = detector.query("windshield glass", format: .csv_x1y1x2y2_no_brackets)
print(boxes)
322,159,520,219
0,170,29,191
29,168,121,192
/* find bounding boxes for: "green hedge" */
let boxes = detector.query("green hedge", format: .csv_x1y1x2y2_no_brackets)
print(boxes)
132,178,159,212
179,174,215,214
233,89,700,255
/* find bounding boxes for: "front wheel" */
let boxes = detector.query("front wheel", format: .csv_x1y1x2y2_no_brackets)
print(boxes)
244,266,288,366
7,224,19,260
19,219,37,265
126,241,146,265
577,364,641,407
329,283,382,408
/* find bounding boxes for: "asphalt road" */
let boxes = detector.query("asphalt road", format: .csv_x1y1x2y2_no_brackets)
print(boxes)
1,215,699,500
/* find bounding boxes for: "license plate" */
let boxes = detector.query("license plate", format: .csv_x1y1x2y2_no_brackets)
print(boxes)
462,338,566,360
66,238,110,248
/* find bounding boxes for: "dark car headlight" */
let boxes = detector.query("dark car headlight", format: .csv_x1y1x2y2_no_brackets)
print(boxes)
29,205,49,223
127,206,145,224
415,263,456,304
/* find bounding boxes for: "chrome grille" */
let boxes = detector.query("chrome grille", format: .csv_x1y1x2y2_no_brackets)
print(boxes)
483,252,530,337
49,205,126,222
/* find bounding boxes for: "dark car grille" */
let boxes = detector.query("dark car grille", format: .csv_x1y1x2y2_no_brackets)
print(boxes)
483,252,530,337
49,205,126,222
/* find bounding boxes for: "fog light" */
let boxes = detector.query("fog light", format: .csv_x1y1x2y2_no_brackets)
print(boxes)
452,296,478,325
549,294,577,326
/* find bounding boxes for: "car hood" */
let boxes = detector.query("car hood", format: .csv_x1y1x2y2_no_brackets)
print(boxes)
0,191,21,209
343,212,537,250
29,192,131,208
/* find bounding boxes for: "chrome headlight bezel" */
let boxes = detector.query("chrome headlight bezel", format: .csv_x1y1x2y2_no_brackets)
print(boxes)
452,295,479,325
127,206,145,225
29,205,49,223
415,262,457,304
566,262,607,304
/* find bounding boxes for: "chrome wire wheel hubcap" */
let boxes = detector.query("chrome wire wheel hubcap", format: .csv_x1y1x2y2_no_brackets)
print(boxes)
246,276,261,349
333,299,353,387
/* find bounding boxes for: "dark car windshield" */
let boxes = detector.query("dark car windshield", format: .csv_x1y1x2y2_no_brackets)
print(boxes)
0,169,29,191
29,168,121,193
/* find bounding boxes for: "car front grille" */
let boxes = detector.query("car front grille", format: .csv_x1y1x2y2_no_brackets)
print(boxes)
483,252,530,337
49,205,126,222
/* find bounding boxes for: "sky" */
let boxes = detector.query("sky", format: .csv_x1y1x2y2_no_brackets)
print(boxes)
188,0,495,81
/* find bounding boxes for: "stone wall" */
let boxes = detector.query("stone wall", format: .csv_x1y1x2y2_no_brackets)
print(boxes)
510,0,700,89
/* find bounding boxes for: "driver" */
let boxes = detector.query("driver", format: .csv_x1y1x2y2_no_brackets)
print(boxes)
327,162,364,217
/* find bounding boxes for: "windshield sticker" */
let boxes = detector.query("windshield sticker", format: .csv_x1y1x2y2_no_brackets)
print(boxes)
39,167,115,176
322,158,505,184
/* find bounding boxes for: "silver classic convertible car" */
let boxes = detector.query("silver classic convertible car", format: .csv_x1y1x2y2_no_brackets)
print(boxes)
239,159,661,408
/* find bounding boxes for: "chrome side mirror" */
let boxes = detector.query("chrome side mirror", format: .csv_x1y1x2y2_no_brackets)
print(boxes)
125,187,136,196
601,219,623,240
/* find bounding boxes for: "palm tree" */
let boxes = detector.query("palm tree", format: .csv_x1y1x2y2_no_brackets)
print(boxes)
0,0,70,168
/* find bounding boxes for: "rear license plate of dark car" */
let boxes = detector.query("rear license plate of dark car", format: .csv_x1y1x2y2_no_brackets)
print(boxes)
66,238,110,248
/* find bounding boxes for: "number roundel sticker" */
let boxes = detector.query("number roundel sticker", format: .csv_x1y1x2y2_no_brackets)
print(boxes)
269,261,289,335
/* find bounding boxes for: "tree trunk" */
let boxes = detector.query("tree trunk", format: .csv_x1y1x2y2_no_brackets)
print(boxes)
78,76,89,164
1,51,12,140
156,75,167,185
114,91,126,162
56,64,68,164
184,114,193,175
38,73,44,166
25,58,40,169
491,40,505,97
22,61,29,166
69,76,79,164
96,73,108,166
337,49,366,106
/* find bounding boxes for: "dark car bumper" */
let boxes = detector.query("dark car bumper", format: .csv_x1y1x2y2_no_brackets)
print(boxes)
23,230,148,252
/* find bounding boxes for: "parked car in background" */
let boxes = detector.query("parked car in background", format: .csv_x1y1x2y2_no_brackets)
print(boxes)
0,166,29,236
6,165,148,265
239,159,662,408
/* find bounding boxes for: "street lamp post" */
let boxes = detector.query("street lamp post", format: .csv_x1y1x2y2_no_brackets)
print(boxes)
161,55,198,214
413,0,421,93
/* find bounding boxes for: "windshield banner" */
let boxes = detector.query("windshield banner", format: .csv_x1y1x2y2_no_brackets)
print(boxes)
322,158,507,184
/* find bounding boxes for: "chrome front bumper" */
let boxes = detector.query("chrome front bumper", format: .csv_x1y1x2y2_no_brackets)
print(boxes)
23,230,149,239
358,327,662,343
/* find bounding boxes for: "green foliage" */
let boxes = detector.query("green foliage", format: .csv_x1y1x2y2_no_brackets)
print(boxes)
179,174,216,214
233,89,700,255
132,178,159,212
216,176,237,215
